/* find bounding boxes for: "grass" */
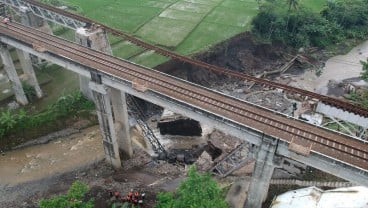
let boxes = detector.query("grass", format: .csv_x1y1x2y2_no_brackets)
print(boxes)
136,17,198,47
159,9,205,22
61,0,258,66
301,0,327,12
176,22,245,54
60,0,328,67
129,51,170,68
32,64,79,111
205,6,257,27
112,41,146,59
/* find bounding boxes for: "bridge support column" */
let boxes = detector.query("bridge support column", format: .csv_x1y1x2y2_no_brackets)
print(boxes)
109,88,133,158
19,6,53,34
19,6,52,65
16,49,42,98
244,136,278,208
89,78,122,169
0,44,28,105
75,27,112,100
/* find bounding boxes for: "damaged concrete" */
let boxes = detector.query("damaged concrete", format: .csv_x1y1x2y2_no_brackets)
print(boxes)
158,110,202,136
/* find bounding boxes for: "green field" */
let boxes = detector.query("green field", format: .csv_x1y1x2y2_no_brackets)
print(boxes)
62,0,327,67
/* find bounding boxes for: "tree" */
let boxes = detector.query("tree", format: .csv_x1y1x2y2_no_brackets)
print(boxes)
360,58,368,81
321,0,368,38
286,0,299,11
251,1,342,48
154,166,228,208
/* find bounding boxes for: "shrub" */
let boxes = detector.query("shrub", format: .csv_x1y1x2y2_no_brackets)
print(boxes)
322,0,368,39
154,166,228,208
361,58,368,81
0,91,94,140
252,1,342,48
39,181,93,208
251,0,368,48
22,82,37,102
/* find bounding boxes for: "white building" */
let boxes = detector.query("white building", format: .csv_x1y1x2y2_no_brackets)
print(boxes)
270,186,368,208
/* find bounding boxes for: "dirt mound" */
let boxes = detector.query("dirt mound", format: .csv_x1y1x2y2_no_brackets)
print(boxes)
206,34,286,74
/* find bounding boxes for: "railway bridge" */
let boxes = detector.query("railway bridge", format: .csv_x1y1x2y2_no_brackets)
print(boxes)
1,21,368,208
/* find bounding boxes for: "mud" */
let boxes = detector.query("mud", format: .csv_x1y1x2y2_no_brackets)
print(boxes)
158,33,295,88
157,33,297,114
0,125,188,208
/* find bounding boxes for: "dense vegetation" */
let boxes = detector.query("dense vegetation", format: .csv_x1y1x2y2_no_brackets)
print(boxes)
39,181,93,208
252,0,368,48
0,91,94,139
154,166,228,208
348,59,368,108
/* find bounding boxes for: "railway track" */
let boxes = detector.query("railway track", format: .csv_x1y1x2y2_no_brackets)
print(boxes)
11,0,368,118
1,22,367,171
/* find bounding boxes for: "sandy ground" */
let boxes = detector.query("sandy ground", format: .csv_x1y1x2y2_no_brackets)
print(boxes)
290,41,368,93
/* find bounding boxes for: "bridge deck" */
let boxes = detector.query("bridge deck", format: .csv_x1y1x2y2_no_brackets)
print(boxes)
1,0,368,118
0,22,367,174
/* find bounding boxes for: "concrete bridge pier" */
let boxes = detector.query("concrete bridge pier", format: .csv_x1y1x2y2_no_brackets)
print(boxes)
19,6,52,65
75,27,112,100
89,74,122,169
109,87,133,158
16,49,42,98
244,136,279,208
0,44,28,105
19,6,53,34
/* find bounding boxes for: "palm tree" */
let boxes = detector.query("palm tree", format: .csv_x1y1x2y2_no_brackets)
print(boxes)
287,0,299,11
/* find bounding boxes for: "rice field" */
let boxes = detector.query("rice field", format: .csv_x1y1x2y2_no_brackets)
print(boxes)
62,0,327,67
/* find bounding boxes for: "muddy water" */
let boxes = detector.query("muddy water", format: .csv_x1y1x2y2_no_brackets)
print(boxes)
0,126,104,185
291,40,368,93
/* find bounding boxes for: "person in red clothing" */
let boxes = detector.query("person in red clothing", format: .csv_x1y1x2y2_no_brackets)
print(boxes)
127,190,133,202
2,17,9,24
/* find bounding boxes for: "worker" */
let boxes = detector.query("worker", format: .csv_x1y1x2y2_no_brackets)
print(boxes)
121,195,128,202
2,17,9,24
127,190,133,202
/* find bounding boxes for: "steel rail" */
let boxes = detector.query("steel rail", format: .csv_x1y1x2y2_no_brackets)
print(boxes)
5,0,367,118
2,22,368,170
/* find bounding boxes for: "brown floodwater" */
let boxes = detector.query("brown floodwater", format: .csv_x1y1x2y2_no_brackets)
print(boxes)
0,126,104,185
